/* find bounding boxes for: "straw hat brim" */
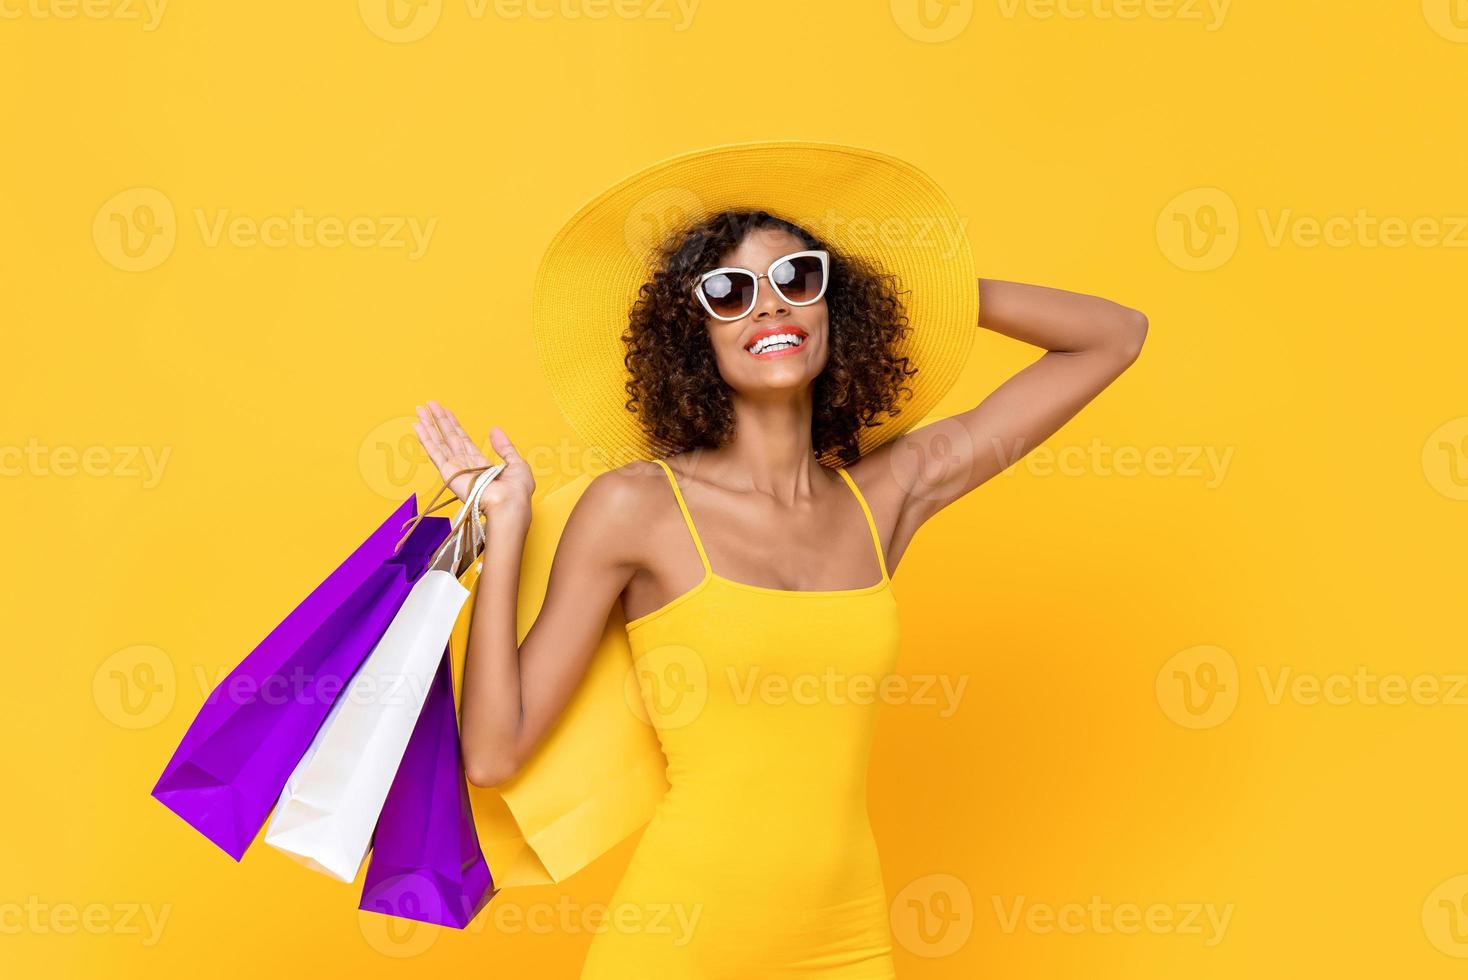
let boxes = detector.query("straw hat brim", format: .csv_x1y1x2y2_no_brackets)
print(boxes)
532,139,977,468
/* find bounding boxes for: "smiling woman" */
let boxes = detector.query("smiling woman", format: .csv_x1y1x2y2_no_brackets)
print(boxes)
412,140,1144,979
623,211,919,467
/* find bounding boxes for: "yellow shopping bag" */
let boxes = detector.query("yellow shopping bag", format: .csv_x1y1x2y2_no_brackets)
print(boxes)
447,472,669,889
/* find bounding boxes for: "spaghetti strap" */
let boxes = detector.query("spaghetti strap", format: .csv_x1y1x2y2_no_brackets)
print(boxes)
836,467,891,583
650,458,713,575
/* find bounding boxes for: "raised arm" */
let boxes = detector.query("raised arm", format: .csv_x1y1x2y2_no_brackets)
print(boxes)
412,404,642,787
857,279,1148,549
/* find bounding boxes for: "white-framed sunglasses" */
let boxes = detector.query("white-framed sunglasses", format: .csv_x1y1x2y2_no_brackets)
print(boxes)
692,249,830,322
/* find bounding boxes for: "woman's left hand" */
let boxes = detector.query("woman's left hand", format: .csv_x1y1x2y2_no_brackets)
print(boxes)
413,401,535,524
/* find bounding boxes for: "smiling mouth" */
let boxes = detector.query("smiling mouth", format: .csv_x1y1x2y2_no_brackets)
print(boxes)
745,330,808,358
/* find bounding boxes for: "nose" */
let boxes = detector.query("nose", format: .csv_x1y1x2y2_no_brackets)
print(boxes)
751,276,789,319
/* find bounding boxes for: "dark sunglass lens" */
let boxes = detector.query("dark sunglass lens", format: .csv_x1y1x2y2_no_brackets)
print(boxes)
701,271,755,317
771,255,825,302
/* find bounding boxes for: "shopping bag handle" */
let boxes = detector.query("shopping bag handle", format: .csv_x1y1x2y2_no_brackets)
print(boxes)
393,463,501,556
422,465,501,575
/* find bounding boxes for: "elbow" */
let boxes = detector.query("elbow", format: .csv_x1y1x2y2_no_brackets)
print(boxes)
464,748,522,789
1113,307,1148,364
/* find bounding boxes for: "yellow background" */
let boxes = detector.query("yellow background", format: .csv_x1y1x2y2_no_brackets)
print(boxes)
3,1,1466,976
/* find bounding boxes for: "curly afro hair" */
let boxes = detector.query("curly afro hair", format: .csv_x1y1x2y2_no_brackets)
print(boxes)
620,209,918,468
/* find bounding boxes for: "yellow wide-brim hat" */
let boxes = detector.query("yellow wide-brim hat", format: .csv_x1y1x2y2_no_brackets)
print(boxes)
532,139,977,467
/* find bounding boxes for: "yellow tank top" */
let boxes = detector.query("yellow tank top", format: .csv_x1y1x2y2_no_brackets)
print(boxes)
581,458,901,979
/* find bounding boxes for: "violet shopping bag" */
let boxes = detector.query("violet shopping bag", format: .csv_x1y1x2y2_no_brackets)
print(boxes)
151,497,451,860
264,466,503,882
359,647,494,928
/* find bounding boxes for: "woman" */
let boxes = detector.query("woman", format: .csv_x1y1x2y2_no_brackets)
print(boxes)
413,145,1145,978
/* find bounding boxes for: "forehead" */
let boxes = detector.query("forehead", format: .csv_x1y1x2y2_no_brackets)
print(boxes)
716,226,807,268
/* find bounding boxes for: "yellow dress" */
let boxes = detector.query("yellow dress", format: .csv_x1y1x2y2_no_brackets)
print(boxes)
580,458,901,979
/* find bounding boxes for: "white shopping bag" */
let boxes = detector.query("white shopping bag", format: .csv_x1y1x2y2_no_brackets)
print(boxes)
264,465,503,881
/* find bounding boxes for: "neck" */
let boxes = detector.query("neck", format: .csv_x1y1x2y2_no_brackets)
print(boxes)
686,392,831,501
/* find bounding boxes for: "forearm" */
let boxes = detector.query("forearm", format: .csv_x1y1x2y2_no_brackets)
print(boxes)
458,509,531,787
977,278,1147,357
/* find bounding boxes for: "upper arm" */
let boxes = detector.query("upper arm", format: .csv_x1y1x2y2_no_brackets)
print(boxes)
863,282,1148,538
506,467,645,763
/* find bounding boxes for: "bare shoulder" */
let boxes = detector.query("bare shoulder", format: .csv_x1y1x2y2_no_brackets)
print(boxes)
557,459,673,573
579,458,673,514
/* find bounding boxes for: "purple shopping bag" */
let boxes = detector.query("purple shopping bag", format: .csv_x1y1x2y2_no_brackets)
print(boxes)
360,648,495,928
152,497,451,860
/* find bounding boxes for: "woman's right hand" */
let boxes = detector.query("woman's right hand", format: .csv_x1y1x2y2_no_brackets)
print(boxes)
413,401,535,523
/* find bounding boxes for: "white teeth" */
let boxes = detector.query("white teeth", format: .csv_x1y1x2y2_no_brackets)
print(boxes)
747,333,803,355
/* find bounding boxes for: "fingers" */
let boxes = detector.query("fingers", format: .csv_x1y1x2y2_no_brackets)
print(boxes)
426,401,454,449
413,405,446,463
434,401,481,462
489,425,520,461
